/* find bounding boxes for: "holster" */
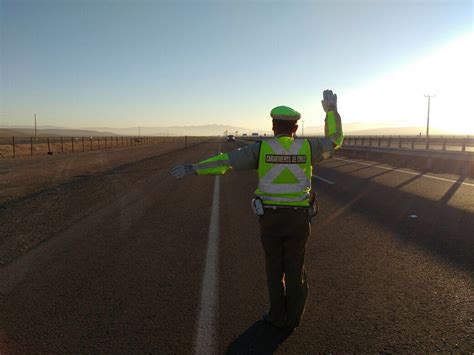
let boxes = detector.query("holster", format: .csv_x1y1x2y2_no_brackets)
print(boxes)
251,197,265,216
308,191,319,218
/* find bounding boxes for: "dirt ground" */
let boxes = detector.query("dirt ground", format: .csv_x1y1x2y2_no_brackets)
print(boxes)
0,138,206,204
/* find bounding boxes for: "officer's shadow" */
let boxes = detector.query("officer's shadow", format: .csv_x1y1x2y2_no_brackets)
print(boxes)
226,320,293,355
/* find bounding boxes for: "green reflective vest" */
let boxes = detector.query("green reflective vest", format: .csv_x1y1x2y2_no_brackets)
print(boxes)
255,136,312,207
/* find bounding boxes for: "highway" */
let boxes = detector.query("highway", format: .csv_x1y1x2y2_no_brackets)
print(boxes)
0,139,473,353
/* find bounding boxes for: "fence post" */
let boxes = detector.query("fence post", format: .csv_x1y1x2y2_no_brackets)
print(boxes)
90,137,93,151
388,136,392,147
442,138,447,150
462,138,466,152
105,137,107,149
71,137,75,153
48,137,51,154
82,137,85,152
185,135,187,148
30,137,33,156
398,136,402,148
378,137,381,147
411,138,415,149
361,137,365,146
60,137,64,154
98,137,101,150
12,136,15,158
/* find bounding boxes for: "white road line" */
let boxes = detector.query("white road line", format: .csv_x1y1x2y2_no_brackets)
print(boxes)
333,157,474,187
312,174,335,185
194,145,221,355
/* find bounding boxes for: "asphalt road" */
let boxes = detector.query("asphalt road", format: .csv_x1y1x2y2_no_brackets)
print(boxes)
0,139,473,353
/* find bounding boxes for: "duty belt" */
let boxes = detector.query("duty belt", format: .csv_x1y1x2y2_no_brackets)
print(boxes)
263,205,310,210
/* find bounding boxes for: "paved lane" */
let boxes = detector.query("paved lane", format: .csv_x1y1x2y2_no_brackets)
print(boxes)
216,143,473,353
1,140,472,353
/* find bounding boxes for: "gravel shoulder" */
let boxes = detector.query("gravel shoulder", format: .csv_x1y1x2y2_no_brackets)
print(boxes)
0,140,209,264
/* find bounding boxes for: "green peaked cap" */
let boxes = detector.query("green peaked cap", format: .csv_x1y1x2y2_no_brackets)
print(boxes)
270,106,301,121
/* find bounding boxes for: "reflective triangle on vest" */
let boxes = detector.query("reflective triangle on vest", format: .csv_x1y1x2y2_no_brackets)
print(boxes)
271,167,300,184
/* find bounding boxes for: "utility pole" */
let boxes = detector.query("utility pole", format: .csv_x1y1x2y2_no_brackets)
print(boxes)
34,113,37,140
424,95,435,137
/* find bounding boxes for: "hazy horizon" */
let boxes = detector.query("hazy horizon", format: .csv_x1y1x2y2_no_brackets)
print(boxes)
1,0,473,133
1,122,469,138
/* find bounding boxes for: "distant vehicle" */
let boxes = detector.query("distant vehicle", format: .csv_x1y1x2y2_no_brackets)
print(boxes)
227,135,235,142
252,133,258,137
242,134,247,137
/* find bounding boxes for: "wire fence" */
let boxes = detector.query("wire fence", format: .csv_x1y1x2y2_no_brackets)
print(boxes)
0,136,204,158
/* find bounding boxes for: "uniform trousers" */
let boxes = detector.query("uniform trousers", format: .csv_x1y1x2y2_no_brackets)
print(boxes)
259,207,311,329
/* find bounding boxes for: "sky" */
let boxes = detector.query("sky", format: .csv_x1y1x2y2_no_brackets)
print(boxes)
1,0,473,133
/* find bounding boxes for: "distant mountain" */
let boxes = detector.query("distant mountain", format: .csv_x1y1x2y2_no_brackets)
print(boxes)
1,124,260,137
302,123,451,136
0,127,118,137
0,124,65,130
346,126,449,136
1,123,454,138
86,124,257,136
303,122,374,135
0,129,34,137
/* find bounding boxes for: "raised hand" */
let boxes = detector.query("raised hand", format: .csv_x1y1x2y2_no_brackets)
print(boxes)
321,89,337,113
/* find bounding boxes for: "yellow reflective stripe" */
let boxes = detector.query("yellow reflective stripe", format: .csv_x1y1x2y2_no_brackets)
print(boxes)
196,165,230,175
327,111,337,136
326,111,344,149
195,153,231,175
196,159,230,170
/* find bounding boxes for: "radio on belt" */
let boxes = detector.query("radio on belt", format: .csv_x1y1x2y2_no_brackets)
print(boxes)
251,197,264,216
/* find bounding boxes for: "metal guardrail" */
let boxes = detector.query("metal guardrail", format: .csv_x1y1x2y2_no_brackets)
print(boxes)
240,135,474,153
342,135,474,153
0,136,206,158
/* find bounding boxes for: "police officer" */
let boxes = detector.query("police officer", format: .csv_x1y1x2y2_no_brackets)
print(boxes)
171,90,343,331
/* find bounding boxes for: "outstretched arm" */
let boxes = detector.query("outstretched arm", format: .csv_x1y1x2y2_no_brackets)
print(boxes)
322,89,344,149
170,142,260,179
309,89,344,162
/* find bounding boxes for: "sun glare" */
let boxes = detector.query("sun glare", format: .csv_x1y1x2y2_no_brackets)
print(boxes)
341,32,474,134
